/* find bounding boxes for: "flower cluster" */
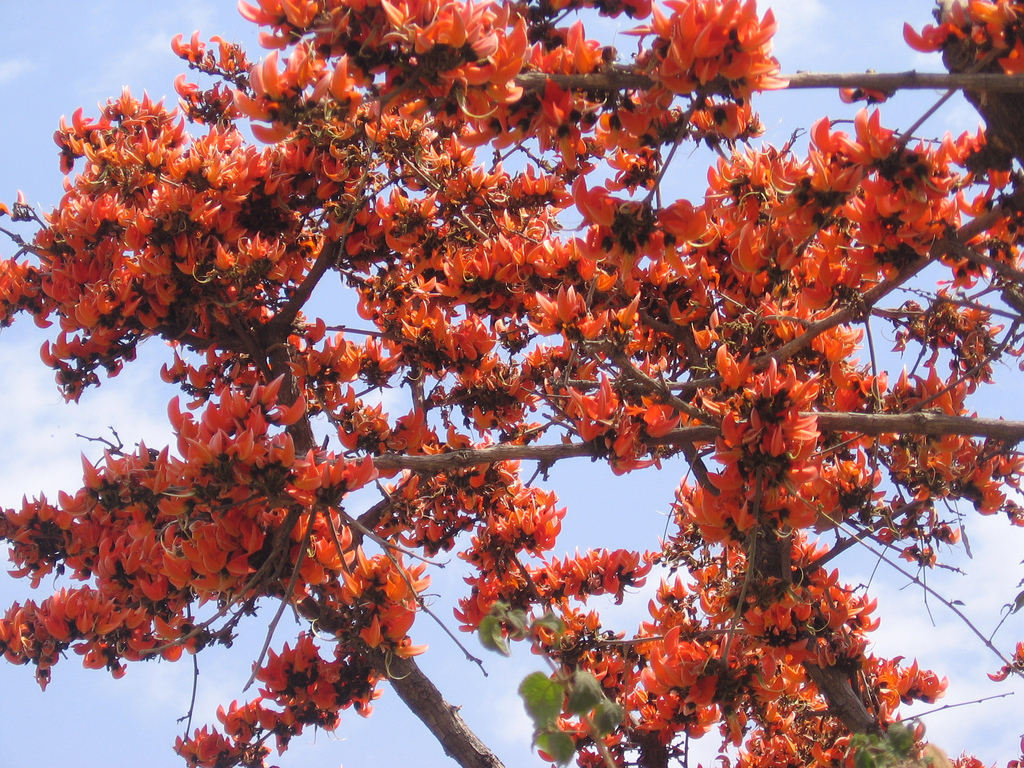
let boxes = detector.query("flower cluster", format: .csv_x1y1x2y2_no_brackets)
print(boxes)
2,2,1022,767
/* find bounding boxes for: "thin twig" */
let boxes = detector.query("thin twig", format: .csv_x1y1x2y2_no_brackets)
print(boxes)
243,515,316,690
601,344,718,426
326,499,482,673
355,503,487,675
176,653,200,739
852,528,1017,672
142,507,304,656
340,504,443,566
581,711,619,768
905,319,1020,414
908,691,1013,720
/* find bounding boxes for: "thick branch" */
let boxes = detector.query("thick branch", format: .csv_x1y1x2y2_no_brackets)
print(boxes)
803,662,880,734
292,598,505,768
782,70,1024,92
372,428,719,473
514,68,1024,95
374,441,595,472
816,411,1024,442
371,410,1024,474
515,70,654,93
366,650,507,768
267,239,342,337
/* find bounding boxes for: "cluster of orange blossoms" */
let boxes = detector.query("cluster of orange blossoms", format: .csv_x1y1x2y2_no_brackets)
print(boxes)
904,1,1024,74
4,0,1024,767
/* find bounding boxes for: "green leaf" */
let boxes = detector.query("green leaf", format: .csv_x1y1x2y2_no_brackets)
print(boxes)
532,611,566,640
487,601,511,619
566,670,605,715
535,731,575,765
519,672,565,729
854,747,878,768
506,608,530,639
886,722,914,759
590,698,625,736
478,614,510,656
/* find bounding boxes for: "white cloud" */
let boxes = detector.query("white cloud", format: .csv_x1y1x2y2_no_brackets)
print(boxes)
835,511,1024,763
765,0,827,65
78,2,250,104
0,325,174,508
0,59,31,86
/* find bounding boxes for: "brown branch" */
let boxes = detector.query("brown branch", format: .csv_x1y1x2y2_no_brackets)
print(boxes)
770,257,929,371
783,70,1024,93
671,195,1020,398
803,662,881,734
371,428,718,473
373,441,597,472
267,239,343,337
365,649,508,768
761,192,1022,376
292,593,506,768
600,344,717,426
815,411,1024,442
371,409,1024,475
267,342,316,452
515,70,654,93
513,68,1024,96
749,520,879,735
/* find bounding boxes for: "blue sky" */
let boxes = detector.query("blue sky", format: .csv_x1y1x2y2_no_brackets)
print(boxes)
1,2,1023,767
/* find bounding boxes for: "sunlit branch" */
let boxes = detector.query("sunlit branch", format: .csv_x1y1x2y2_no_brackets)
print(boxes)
803,662,880,735
815,411,1024,442
373,440,606,472
515,70,654,93
782,70,1024,92
370,410,1024,474
364,648,509,768
268,238,345,337
514,68,1024,96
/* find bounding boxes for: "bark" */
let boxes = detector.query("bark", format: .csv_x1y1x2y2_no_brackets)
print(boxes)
366,649,508,768
781,70,1024,93
631,728,671,768
815,411,1024,442
755,193,1023,379
513,67,1024,96
371,411,1024,474
371,428,717,473
803,663,880,735
516,69,654,93
293,598,507,768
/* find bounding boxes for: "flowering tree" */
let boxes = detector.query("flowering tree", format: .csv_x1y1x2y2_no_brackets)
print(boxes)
3,1,1024,767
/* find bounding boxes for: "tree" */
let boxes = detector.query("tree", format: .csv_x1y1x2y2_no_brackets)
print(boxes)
2,1,1024,767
